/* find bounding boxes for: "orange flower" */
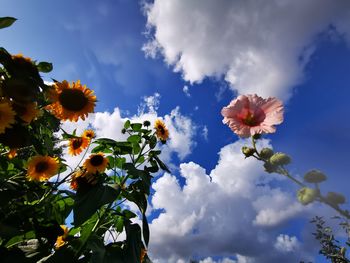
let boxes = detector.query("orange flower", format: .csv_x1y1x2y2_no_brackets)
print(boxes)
55,225,69,249
27,155,59,181
46,80,96,122
82,129,95,140
7,148,17,159
154,119,169,142
68,136,90,156
83,153,108,174
0,100,16,134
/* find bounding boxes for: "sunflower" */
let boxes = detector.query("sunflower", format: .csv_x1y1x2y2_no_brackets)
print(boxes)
13,102,40,124
0,100,16,134
154,119,169,142
82,129,95,140
2,78,40,104
70,169,98,190
83,153,108,173
27,155,59,181
55,225,69,249
46,80,96,122
68,136,90,156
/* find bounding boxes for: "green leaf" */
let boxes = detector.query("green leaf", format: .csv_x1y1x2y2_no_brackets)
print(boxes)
132,142,141,155
52,196,74,224
73,185,119,226
154,156,170,173
37,62,53,73
116,216,124,233
96,138,117,145
122,210,137,219
124,120,131,129
127,135,141,143
149,136,157,149
0,17,17,29
131,123,142,132
115,157,126,169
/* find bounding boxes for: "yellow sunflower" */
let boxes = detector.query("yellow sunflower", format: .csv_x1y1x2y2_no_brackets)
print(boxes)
68,136,90,156
13,102,40,124
82,129,95,140
83,153,108,174
154,119,169,142
46,80,96,122
0,100,16,134
27,155,59,181
70,169,98,190
55,225,69,249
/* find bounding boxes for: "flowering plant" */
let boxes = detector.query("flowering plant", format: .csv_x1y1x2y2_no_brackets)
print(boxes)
222,94,350,262
0,17,168,262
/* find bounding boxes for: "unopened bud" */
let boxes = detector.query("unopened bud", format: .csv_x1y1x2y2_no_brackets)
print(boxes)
241,146,255,157
143,120,151,127
259,148,274,159
263,162,278,173
121,128,127,134
270,152,291,166
326,192,346,205
304,170,327,183
297,187,318,205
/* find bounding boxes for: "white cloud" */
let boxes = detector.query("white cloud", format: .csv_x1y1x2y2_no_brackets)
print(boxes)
274,234,300,253
57,94,197,181
183,85,191,97
143,0,350,100
148,139,316,263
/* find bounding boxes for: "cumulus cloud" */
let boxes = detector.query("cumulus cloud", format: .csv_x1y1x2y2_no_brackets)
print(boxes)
148,139,316,263
143,0,350,99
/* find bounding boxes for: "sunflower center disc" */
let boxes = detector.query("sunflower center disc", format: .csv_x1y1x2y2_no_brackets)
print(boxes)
72,138,83,149
59,89,88,112
35,161,49,173
90,155,104,166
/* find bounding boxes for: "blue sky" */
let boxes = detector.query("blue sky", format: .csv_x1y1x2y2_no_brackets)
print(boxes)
2,1,350,262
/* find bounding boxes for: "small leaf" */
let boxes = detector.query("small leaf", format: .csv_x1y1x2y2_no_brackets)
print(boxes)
124,120,131,129
127,135,141,143
0,17,17,29
37,62,53,73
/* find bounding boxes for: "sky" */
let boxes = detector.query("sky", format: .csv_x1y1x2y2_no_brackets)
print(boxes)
1,0,350,262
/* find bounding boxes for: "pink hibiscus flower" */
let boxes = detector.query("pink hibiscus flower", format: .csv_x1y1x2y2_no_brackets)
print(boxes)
221,94,284,138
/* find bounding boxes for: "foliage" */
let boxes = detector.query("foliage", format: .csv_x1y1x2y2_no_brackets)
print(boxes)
0,17,168,262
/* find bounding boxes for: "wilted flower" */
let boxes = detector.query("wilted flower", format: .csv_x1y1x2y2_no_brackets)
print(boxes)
221,94,284,138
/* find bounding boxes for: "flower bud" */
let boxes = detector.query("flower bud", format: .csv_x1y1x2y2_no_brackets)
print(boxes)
263,162,278,173
326,192,346,205
143,120,151,127
241,146,255,157
269,152,291,166
297,187,318,205
303,170,327,183
121,128,127,134
259,148,274,159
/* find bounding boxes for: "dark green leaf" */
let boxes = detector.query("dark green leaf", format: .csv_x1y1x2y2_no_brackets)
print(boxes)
149,136,157,149
0,17,17,29
154,156,170,173
73,185,119,226
37,62,53,73
142,214,149,247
